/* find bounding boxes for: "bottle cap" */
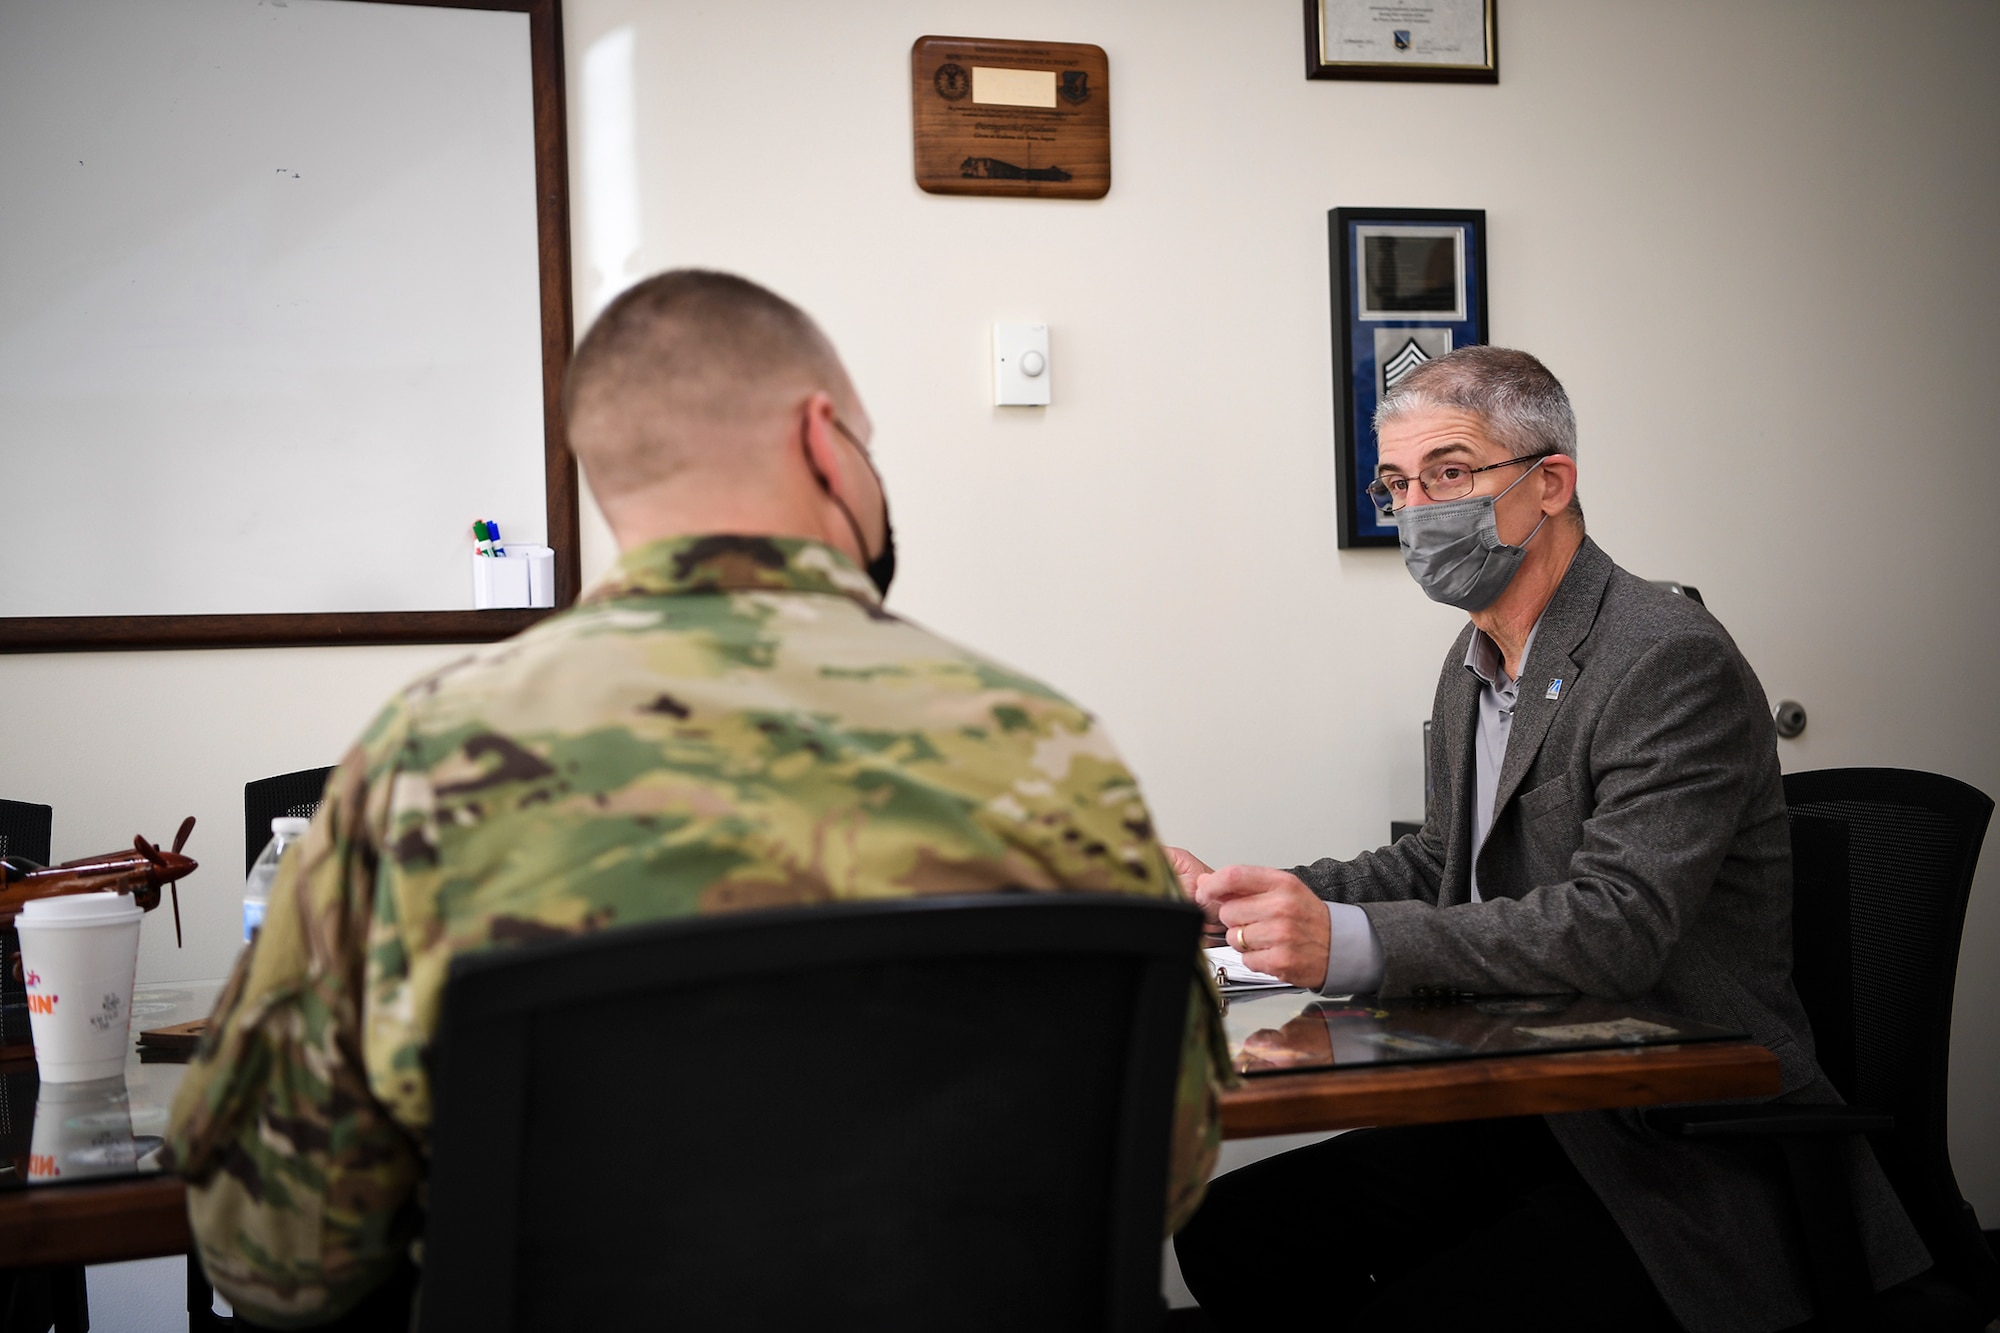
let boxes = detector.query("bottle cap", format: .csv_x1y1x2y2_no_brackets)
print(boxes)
271,817,312,837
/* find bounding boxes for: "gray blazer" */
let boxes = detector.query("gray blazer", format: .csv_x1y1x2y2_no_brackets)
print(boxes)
1294,538,1929,1333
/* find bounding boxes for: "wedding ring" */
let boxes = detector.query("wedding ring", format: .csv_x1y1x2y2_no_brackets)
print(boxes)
1233,925,1247,952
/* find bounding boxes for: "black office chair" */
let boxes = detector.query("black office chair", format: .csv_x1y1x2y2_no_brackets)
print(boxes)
1648,767,1998,1330
1648,579,1706,606
417,894,1203,1333
0,799,52,869
241,767,335,876
0,800,53,1056
0,1265,86,1333
0,802,85,1333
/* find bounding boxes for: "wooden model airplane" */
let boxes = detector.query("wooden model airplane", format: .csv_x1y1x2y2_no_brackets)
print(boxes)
0,816,198,947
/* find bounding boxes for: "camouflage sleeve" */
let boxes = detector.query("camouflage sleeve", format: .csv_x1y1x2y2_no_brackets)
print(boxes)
1153,831,1234,1236
954,689,1231,1233
165,703,422,1328
1166,968,1231,1234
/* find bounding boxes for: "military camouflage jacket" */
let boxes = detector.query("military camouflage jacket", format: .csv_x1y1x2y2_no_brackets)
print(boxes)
167,535,1227,1327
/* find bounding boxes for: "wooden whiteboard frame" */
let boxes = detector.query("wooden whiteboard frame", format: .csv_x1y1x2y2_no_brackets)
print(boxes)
0,0,577,654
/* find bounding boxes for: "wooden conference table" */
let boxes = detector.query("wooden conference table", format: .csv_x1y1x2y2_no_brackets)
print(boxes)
1212,984,1779,1138
0,980,1780,1270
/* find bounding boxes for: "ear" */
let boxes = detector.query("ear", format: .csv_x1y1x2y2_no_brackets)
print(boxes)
798,390,848,492
1538,453,1578,516
795,389,880,565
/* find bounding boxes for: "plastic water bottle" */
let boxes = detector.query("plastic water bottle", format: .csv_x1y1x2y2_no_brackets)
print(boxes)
243,817,310,944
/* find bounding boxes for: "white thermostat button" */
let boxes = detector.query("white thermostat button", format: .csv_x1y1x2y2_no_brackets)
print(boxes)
993,322,1051,406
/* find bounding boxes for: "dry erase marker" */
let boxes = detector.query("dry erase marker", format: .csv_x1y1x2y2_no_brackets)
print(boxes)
486,520,506,557
472,520,492,556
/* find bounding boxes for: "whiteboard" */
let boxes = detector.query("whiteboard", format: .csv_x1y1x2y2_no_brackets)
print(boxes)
0,0,554,620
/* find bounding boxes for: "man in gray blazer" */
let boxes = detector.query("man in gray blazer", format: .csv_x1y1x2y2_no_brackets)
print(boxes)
1170,347,1927,1332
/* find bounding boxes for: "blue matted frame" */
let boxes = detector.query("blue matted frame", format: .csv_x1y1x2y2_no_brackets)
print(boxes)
1330,206,1489,548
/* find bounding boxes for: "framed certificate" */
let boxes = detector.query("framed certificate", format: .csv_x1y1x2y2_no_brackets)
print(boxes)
1305,0,1499,83
1329,207,1488,549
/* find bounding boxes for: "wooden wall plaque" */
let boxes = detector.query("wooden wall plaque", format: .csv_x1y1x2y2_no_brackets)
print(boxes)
911,36,1109,200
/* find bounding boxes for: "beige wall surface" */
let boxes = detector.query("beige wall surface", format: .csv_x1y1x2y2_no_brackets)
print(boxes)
4,0,1995,1222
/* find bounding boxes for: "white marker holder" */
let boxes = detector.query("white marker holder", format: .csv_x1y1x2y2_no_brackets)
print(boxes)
471,545,556,609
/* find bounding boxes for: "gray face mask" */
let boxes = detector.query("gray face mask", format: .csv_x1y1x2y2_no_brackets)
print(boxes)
1394,457,1549,611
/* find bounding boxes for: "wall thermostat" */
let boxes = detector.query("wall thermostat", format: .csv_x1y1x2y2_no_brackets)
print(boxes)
993,323,1050,406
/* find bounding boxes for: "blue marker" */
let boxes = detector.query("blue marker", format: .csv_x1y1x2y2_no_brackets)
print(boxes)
486,520,506,557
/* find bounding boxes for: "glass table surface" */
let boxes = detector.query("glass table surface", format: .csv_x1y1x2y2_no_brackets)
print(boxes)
0,980,222,1195
1219,987,1748,1078
0,980,1753,1190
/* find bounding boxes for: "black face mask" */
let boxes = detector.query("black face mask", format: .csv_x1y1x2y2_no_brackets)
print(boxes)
809,416,897,599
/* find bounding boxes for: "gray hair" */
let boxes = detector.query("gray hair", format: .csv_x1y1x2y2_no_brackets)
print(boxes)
1373,345,1581,522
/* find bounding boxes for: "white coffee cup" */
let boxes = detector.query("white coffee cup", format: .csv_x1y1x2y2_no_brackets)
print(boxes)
27,1075,137,1182
16,892,144,1082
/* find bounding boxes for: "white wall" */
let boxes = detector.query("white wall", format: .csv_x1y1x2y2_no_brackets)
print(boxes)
0,642,463,965
3,0,1994,1225
563,0,2000,1211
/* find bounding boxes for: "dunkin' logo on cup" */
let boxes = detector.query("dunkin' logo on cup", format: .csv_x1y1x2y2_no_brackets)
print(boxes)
24,966,56,1013
29,1154,59,1179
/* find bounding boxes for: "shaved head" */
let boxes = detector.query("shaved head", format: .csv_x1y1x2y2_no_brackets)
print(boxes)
564,270,854,500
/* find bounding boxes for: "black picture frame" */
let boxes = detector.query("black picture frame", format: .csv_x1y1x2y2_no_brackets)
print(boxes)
1304,0,1498,83
1329,207,1489,549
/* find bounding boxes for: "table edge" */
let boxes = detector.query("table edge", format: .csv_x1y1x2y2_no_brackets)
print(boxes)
1218,1039,1783,1139
0,1174,190,1268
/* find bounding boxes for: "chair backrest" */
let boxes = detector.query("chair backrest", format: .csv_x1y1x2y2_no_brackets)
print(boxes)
242,767,334,875
1648,579,1706,607
1783,767,1995,1301
0,800,53,1055
417,894,1201,1333
0,798,52,867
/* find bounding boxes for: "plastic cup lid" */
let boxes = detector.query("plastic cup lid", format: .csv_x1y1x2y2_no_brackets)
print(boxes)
20,892,141,922
271,817,311,837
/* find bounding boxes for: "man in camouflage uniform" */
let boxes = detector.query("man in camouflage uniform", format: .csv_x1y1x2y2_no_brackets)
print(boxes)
167,270,1228,1327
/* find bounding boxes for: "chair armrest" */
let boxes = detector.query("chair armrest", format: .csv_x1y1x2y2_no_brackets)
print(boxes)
1647,1102,1895,1325
1644,1104,1895,1138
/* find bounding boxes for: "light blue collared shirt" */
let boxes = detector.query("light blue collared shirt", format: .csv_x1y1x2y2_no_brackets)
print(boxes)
1463,616,1543,902
1317,615,1544,995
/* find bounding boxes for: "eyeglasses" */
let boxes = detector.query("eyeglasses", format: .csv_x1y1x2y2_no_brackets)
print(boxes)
1366,453,1549,514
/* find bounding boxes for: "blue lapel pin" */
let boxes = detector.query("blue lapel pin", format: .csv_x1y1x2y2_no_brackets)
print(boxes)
1545,678,1564,701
